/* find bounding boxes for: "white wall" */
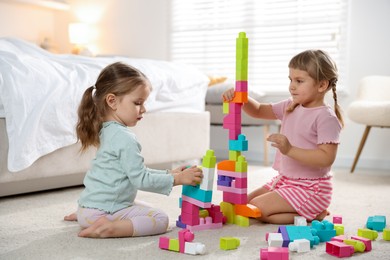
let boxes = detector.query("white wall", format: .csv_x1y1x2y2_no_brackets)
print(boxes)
337,0,390,170
63,0,170,59
0,1,59,47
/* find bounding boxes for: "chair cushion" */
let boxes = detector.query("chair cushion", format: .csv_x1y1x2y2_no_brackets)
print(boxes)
348,100,390,127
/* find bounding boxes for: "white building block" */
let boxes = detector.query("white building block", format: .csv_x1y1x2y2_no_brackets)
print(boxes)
294,216,307,226
289,239,310,253
184,242,206,255
199,167,215,191
268,233,284,247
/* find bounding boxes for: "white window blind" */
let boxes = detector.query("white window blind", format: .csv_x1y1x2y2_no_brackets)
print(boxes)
170,0,348,93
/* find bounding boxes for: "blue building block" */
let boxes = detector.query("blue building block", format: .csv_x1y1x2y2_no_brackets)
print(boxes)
366,215,386,232
277,226,290,247
217,175,233,187
228,134,248,151
284,225,320,248
311,220,336,242
182,185,212,203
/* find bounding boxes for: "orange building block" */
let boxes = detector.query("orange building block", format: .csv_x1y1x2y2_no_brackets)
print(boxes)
232,91,248,103
235,204,261,218
217,160,236,171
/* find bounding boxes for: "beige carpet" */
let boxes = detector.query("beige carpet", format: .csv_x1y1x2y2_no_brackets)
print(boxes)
1,165,390,259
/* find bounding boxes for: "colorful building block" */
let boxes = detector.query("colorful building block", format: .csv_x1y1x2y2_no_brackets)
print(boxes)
350,235,372,251
357,228,378,240
311,220,336,242
217,160,236,171
159,229,205,255
229,134,248,151
234,204,261,218
294,216,307,226
343,239,366,253
334,224,345,235
366,215,386,232
277,226,290,247
184,242,206,255
288,239,310,253
333,215,342,224
284,225,320,247
268,233,284,247
260,247,289,260
220,237,240,250
202,149,217,168
235,155,248,172
234,215,249,227
383,228,390,241
325,241,354,258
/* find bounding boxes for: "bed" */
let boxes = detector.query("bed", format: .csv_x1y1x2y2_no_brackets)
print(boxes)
0,38,210,197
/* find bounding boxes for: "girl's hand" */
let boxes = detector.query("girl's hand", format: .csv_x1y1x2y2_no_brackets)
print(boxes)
171,165,188,174
222,88,235,102
173,165,203,186
267,133,292,155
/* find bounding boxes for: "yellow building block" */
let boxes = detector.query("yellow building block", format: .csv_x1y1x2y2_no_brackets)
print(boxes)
220,201,235,224
169,238,179,252
234,215,249,227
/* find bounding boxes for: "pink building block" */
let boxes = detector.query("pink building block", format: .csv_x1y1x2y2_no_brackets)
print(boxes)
235,81,248,92
260,247,289,260
351,235,372,251
229,102,242,114
217,169,247,178
223,191,247,204
178,229,194,253
326,241,354,257
181,212,200,226
234,177,247,188
333,215,343,224
181,195,212,208
331,235,348,243
159,236,170,250
223,112,241,125
182,200,199,214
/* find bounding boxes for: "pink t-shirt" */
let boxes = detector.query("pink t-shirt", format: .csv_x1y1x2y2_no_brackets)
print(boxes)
271,99,342,179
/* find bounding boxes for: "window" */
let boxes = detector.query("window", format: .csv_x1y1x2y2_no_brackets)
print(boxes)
170,0,348,93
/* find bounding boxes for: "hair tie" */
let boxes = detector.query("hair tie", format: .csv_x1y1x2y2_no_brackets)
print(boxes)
92,85,96,97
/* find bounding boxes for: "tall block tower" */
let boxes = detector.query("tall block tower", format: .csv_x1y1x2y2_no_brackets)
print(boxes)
217,32,261,226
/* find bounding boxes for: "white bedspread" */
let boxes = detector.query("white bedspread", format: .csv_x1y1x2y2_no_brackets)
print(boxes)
0,38,209,172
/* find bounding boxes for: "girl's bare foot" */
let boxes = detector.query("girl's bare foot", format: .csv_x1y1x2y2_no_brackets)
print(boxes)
78,217,111,238
64,213,77,221
314,209,330,221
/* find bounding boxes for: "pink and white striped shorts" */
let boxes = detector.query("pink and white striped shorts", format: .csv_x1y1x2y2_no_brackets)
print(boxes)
264,175,333,220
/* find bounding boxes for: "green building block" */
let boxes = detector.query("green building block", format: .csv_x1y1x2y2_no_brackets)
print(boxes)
357,228,378,240
220,237,240,250
169,238,179,252
334,224,344,235
223,102,229,114
229,150,241,161
236,32,248,81
234,215,249,227
220,201,235,224
344,239,365,252
202,149,216,168
235,155,247,172
382,228,390,241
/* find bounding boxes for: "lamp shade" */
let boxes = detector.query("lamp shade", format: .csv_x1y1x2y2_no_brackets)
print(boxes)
68,23,90,44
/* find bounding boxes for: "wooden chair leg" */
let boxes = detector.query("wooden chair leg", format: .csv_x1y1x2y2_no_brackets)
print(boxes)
263,124,270,166
351,125,371,173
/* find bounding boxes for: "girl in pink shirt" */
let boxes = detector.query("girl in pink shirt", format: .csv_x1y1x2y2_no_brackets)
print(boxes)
223,50,344,224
